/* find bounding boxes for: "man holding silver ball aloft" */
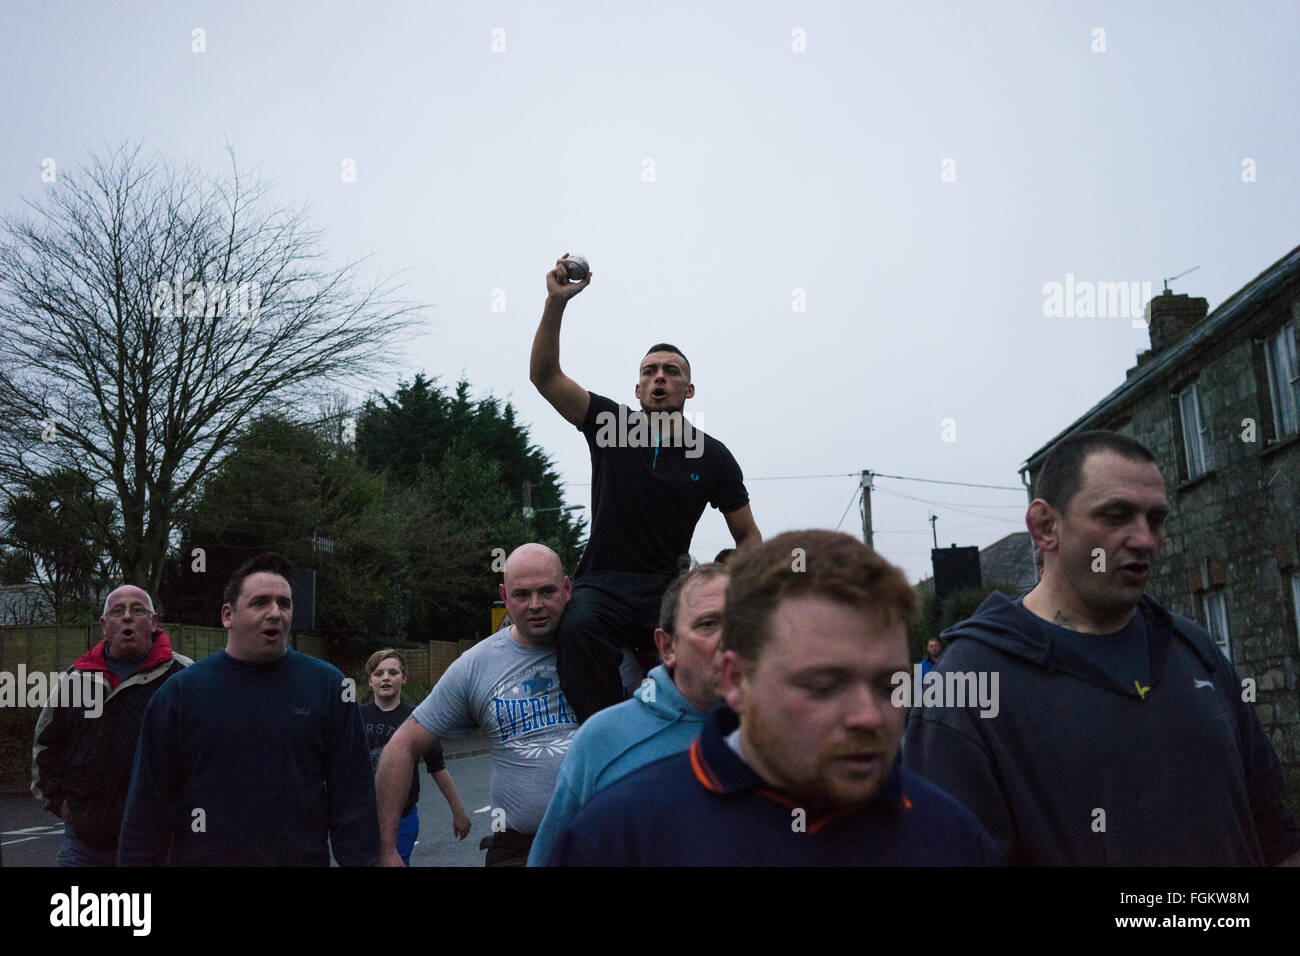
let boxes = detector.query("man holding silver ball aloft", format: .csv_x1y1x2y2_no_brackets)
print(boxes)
530,253,761,722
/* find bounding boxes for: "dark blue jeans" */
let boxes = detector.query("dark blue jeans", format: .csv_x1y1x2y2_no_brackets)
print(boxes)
396,806,419,866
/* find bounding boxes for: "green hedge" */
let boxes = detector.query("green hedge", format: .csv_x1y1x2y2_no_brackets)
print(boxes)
0,707,38,792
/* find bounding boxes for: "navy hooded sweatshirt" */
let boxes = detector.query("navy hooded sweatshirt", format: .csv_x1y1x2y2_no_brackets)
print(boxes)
903,592,1300,866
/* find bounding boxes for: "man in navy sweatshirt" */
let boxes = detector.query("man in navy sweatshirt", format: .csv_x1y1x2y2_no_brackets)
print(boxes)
548,530,1001,866
118,552,378,866
905,430,1300,865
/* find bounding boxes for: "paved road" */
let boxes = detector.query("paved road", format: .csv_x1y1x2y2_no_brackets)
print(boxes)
410,751,493,867
0,794,64,867
0,751,497,867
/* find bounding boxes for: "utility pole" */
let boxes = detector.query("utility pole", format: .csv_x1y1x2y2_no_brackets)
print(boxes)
860,470,873,549
929,513,938,548
521,480,533,519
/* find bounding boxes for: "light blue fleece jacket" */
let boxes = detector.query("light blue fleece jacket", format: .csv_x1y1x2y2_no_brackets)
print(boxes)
527,663,707,866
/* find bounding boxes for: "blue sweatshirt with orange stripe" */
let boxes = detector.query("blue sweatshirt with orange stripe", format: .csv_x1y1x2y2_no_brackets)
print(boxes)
547,704,1002,866
528,664,708,866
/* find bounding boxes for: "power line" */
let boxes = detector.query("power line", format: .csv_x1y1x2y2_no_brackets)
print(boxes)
834,485,861,532
568,470,1024,489
565,471,857,488
873,486,1023,523
873,520,1015,535
872,472,1024,492
748,472,860,481
877,494,1026,509
285,411,1025,495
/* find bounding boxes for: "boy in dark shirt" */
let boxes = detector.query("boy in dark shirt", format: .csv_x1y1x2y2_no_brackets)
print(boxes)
361,649,470,865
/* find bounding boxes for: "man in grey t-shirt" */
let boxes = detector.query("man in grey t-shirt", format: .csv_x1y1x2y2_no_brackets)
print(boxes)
376,543,579,866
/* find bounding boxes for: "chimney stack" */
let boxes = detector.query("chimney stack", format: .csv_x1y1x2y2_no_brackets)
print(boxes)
1145,291,1209,353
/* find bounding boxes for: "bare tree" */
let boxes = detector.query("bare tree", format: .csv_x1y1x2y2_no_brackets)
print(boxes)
0,584,54,626
0,143,422,593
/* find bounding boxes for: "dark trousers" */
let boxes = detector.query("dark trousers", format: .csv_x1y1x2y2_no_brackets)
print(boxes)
555,570,674,723
483,829,534,867
59,827,118,867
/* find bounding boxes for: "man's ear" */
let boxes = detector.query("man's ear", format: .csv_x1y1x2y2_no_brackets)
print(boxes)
720,649,748,713
221,602,234,628
653,628,674,668
1025,499,1059,554
684,382,695,400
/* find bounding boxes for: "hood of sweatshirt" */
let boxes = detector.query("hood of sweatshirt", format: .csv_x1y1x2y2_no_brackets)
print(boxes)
637,663,710,722
940,592,1223,698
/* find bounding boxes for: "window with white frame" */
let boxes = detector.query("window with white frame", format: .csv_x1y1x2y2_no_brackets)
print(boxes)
1264,322,1298,439
1202,591,1230,661
1178,384,1212,478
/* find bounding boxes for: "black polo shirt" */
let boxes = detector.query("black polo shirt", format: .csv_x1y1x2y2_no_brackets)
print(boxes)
575,392,749,577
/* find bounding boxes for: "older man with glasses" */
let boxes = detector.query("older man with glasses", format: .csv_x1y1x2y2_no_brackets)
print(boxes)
32,584,192,865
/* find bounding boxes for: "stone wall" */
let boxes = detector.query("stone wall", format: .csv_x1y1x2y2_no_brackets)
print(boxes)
1124,294,1300,807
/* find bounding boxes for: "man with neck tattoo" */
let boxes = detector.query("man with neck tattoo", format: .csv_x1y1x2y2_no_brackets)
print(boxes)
33,584,191,866
905,430,1300,866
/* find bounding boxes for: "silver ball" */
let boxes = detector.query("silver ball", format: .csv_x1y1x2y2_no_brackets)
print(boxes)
565,255,589,282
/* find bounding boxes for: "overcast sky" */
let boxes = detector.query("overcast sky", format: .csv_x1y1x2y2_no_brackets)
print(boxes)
3,0,1296,583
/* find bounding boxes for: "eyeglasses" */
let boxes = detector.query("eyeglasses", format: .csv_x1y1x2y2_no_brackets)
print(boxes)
106,604,152,619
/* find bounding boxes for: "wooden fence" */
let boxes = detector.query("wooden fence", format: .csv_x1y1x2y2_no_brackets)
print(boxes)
0,623,226,674
0,623,480,691
403,639,478,687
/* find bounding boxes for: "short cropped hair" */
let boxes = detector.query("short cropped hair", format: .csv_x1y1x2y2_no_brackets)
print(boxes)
365,648,407,677
658,563,728,636
1034,430,1158,515
722,530,915,662
223,552,296,607
102,587,156,618
643,343,691,380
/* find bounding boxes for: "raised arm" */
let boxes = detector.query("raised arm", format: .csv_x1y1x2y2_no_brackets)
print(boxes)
724,504,762,548
530,254,592,427
375,716,441,866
